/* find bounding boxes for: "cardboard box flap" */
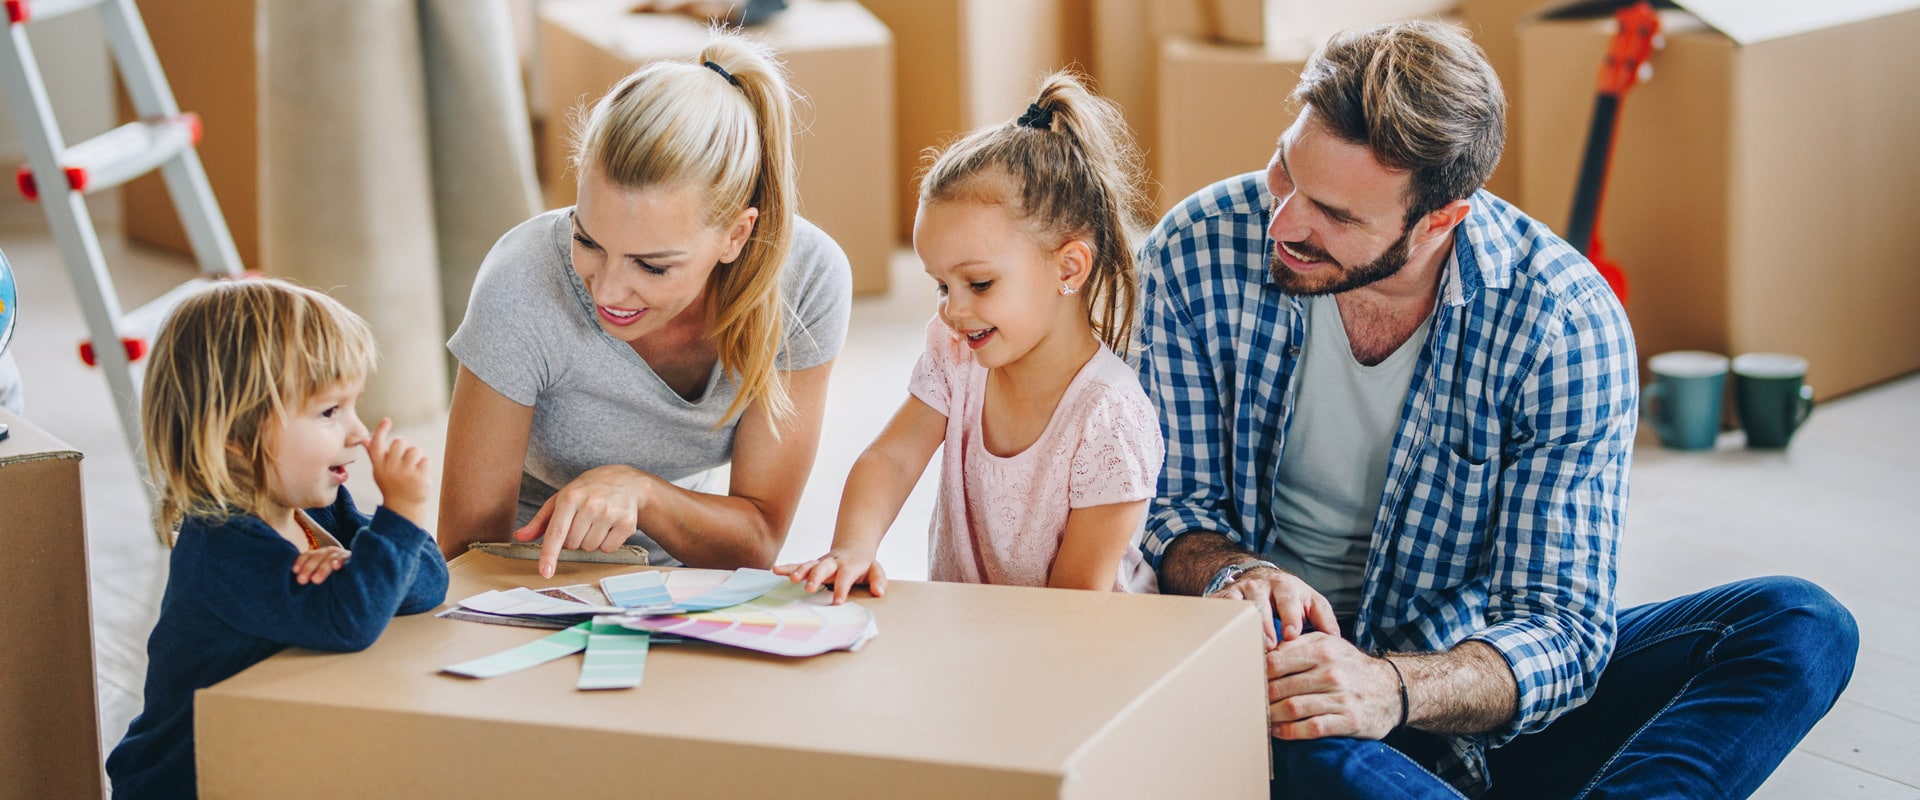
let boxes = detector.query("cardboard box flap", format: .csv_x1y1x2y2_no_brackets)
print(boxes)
0,418,82,466
1539,0,1920,43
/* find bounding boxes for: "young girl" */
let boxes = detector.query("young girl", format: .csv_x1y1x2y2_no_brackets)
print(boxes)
777,71,1161,601
106,279,448,797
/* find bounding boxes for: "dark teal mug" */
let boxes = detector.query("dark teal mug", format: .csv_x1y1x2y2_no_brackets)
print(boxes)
1733,353,1814,449
1643,351,1728,451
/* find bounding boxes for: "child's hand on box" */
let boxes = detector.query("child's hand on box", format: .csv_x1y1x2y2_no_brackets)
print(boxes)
774,548,887,605
364,418,431,525
292,546,351,585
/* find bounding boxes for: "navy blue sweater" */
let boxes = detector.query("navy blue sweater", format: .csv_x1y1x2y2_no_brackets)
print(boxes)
106,487,447,798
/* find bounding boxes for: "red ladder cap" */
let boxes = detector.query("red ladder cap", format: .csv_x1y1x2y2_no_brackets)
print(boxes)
14,164,86,201
78,337,150,367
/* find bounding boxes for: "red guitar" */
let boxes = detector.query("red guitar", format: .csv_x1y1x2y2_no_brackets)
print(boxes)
1565,1,1661,305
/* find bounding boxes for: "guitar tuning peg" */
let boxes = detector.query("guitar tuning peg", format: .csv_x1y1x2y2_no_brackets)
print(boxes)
1638,63,1654,83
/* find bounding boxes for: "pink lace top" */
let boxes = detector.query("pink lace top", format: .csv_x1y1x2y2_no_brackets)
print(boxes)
908,318,1162,592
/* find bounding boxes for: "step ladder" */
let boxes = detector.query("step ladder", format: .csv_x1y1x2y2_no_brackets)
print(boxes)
0,0,243,481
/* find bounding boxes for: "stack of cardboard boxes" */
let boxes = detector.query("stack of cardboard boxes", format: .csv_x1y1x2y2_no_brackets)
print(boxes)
538,0,896,295
1145,0,1458,212
1518,0,1920,398
857,0,1091,242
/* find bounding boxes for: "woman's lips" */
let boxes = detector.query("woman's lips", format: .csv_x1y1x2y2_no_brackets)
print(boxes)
599,305,646,327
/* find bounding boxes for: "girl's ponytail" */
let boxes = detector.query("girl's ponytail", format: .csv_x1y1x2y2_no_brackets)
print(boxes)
920,70,1150,354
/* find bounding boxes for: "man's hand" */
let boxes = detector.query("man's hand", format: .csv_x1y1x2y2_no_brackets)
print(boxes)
1265,632,1404,740
1214,566,1341,646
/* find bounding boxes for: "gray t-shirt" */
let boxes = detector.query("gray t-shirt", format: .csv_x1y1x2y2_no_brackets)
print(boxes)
1265,293,1430,626
448,208,853,565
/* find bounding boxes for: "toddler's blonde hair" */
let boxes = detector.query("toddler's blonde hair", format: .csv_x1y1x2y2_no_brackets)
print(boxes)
141,279,377,542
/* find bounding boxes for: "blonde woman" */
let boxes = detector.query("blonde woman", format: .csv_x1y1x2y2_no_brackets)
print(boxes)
439,32,851,577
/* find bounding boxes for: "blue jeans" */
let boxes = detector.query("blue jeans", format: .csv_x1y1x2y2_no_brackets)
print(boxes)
1269,577,1858,799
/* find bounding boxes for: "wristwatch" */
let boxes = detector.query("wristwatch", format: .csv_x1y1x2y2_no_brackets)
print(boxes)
1203,559,1279,596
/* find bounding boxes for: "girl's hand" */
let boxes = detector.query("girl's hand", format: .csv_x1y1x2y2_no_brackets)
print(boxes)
512,465,649,579
773,548,886,604
365,418,431,524
292,546,351,585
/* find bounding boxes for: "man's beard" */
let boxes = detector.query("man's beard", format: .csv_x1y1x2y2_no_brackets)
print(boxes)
1267,223,1417,296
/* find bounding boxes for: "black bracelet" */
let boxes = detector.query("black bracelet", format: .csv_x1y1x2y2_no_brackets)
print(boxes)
1383,656,1409,730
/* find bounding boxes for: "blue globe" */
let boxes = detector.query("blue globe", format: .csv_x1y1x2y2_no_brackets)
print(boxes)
0,248,15,357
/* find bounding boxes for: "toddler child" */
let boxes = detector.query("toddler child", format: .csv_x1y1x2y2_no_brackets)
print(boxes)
106,279,448,797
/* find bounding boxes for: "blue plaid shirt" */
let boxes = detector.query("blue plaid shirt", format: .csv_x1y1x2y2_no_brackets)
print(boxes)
1137,173,1637,795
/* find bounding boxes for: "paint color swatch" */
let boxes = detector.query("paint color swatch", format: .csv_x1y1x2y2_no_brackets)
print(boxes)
599,570,672,609
600,568,786,614
577,619,651,691
618,581,877,657
458,587,623,618
442,623,590,679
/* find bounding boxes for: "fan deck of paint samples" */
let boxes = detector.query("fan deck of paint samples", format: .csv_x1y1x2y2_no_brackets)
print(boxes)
440,568,877,690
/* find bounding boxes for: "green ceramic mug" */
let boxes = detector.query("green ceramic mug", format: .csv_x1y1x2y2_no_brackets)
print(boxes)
1643,351,1729,451
1733,353,1814,449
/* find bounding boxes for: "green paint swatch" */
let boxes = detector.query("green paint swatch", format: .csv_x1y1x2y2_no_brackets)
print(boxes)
442,622,590,679
577,619,651,690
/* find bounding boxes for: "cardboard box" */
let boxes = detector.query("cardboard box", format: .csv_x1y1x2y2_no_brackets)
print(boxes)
197,553,1269,797
1151,0,1457,47
1091,0,1161,200
1519,1,1920,398
0,410,102,800
858,0,1087,240
1456,0,1542,201
117,0,261,268
1208,0,1458,48
1156,14,1476,214
1155,36,1308,213
540,0,895,295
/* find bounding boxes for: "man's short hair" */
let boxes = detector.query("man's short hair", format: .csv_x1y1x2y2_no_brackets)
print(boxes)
1292,20,1506,227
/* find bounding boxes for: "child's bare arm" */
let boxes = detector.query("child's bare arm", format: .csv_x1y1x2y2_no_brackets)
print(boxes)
1049,499,1150,591
776,395,946,603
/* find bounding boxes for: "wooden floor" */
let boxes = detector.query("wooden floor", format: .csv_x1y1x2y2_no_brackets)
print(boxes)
3,208,1914,796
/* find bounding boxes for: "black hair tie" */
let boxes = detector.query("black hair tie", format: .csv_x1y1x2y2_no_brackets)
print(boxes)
1017,102,1054,131
703,60,743,89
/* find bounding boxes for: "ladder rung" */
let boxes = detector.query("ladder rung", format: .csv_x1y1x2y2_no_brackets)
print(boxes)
15,114,200,201
77,276,218,367
5,0,107,25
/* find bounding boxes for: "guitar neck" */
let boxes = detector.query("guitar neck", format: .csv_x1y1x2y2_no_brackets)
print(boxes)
1565,93,1621,256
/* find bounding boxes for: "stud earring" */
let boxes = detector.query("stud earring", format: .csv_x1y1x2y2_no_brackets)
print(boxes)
1059,284,1078,296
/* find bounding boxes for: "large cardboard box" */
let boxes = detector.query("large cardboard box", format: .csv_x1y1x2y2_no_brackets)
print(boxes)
1091,0,1161,200
1207,0,1458,48
1519,0,1920,398
1151,0,1457,47
540,0,895,295
1456,0,1543,201
197,553,1269,797
1155,36,1308,213
0,410,102,800
858,0,1087,240
117,0,260,267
